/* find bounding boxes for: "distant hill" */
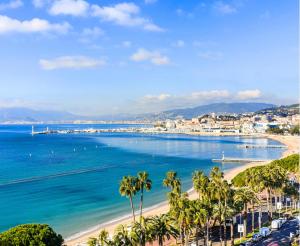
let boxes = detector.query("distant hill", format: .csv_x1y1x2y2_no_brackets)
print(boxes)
0,102,283,123
152,102,276,120
256,104,299,116
0,108,82,122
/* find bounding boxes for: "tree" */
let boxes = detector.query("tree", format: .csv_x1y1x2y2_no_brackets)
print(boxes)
119,176,138,222
0,224,63,246
148,214,178,246
233,188,256,237
190,200,207,246
136,171,152,221
163,171,182,208
290,125,299,135
192,170,209,201
113,224,133,246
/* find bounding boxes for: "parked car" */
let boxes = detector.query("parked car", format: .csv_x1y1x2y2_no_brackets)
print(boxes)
240,241,252,246
279,217,287,224
259,227,271,237
271,219,282,230
252,233,262,242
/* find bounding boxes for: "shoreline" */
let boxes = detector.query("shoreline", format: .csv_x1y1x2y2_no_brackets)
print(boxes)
65,134,299,246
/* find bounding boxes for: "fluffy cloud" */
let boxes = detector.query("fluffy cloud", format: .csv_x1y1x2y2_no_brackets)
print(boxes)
0,15,71,34
39,56,106,70
32,0,48,8
213,1,237,15
236,89,262,100
0,0,23,11
49,0,89,16
91,2,163,32
130,48,170,65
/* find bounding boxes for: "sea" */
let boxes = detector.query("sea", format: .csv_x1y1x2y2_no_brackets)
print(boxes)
0,124,284,238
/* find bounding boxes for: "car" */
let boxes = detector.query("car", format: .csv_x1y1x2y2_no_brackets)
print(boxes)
240,240,253,246
240,241,253,246
278,217,287,224
271,219,282,230
252,233,262,242
259,227,271,237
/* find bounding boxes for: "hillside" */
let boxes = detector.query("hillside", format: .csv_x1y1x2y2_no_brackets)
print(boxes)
154,102,275,119
0,108,82,123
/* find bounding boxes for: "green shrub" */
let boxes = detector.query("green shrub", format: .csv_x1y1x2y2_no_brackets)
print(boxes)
0,224,63,246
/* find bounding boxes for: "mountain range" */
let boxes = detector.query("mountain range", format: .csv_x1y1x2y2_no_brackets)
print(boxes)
0,102,277,123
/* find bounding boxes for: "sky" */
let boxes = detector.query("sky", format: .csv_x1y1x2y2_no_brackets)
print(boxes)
0,0,298,116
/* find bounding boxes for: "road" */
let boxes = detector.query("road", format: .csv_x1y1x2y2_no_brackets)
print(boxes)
254,219,299,246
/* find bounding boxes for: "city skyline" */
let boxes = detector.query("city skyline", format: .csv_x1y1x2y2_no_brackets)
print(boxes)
0,0,298,115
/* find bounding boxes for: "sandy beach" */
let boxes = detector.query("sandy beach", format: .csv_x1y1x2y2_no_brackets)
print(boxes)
65,134,299,246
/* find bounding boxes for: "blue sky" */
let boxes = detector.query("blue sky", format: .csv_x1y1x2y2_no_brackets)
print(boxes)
0,0,298,115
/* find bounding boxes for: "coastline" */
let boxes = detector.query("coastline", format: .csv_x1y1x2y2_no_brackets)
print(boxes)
65,134,299,246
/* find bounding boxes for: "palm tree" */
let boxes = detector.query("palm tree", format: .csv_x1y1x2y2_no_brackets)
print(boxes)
148,214,178,246
193,170,209,201
209,167,226,245
136,171,152,221
171,196,193,246
163,171,182,209
113,224,133,246
190,200,207,246
98,230,111,246
119,176,137,222
234,188,256,237
163,171,181,194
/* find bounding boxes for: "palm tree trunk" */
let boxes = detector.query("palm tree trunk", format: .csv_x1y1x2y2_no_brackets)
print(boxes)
206,219,210,246
266,190,271,221
270,190,273,219
185,231,189,246
230,219,234,246
223,220,227,246
219,221,223,245
129,195,135,222
243,204,247,237
159,236,163,246
195,226,199,246
251,201,255,233
140,186,144,222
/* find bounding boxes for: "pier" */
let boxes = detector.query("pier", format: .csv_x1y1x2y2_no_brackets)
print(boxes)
237,144,287,149
212,157,271,163
212,151,271,163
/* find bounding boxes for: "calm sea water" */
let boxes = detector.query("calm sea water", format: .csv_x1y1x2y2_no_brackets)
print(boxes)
0,124,284,238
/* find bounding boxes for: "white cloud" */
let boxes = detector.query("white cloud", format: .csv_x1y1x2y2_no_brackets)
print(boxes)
172,40,185,48
32,0,48,8
144,0,157,4
49,0,89,16
236,89,262,100
0,15,71,34
130,48,170,65
0,0,23,11
198,51,223,61
143,94,171,101
213,1,236,15
39,56,106,70
91,2,163,32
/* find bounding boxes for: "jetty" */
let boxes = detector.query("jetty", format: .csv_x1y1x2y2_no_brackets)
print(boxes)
237,144,287,149
212,152,271,163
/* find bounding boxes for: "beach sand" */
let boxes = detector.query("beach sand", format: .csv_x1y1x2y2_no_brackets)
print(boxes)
65,134,299,246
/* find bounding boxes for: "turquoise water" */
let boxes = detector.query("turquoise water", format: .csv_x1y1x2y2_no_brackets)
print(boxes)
0,124,284,238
